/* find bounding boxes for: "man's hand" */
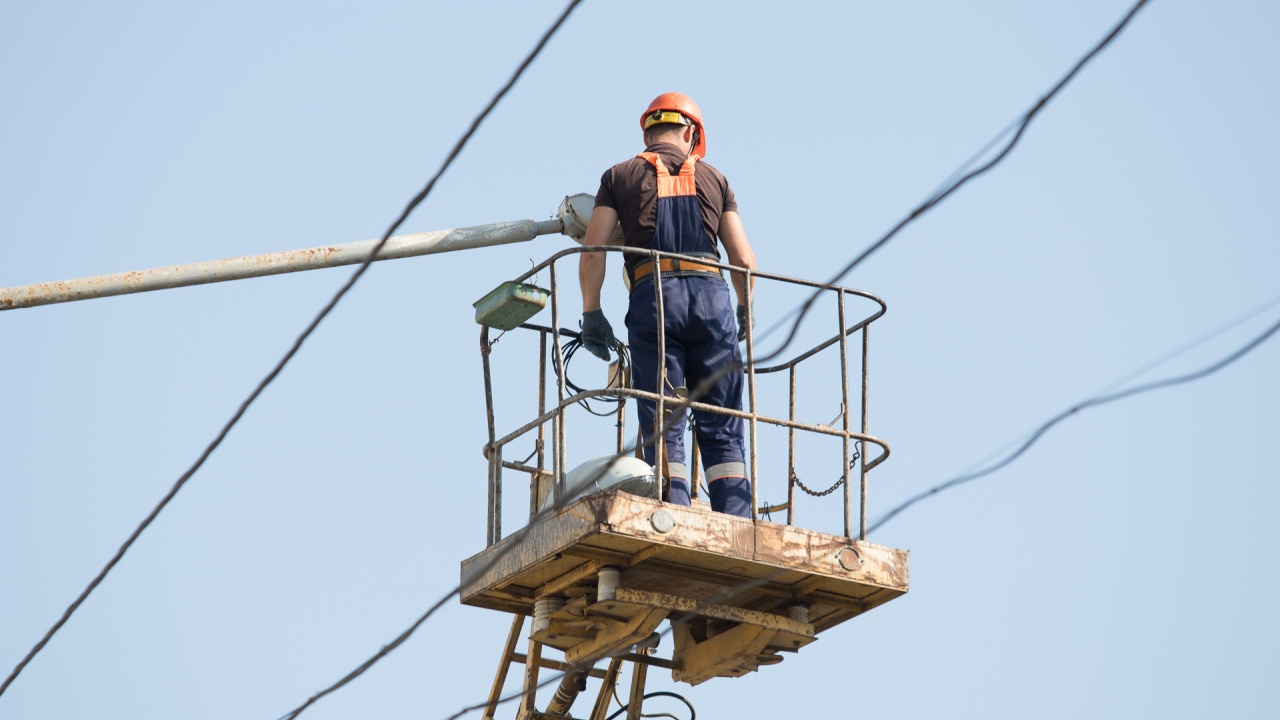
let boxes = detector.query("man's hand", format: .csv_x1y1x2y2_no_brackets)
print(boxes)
580,309,617,360
736,303,755,342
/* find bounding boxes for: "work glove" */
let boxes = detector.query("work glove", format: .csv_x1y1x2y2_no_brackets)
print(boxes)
580,309,617,360
736,303,755,342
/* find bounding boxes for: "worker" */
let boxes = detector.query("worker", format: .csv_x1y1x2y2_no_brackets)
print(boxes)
577,92,757,519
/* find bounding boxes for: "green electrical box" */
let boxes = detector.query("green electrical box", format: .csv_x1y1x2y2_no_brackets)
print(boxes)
473,281,550,331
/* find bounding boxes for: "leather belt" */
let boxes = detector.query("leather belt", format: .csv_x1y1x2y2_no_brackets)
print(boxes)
629,257,721,285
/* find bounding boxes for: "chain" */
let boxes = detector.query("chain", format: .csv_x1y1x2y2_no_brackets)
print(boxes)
791,444,861,497
792,473,844,497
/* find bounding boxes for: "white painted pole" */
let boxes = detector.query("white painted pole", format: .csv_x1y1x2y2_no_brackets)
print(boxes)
3,217,565,310
0,203,593,311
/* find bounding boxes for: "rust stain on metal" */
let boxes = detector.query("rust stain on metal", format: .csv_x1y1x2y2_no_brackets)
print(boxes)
297,246,342,263
461,490,907,618
460,490,908,685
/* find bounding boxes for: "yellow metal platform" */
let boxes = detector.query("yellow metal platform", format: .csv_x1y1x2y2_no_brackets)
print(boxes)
461,490,908,685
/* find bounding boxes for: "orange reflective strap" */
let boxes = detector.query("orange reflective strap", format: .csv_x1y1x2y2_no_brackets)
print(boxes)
637,152,698,198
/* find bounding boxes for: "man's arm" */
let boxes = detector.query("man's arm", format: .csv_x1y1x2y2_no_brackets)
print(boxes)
719,210,756,306
578,204,619,312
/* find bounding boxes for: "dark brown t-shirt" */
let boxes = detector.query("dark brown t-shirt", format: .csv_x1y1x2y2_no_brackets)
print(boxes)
595,142,738,270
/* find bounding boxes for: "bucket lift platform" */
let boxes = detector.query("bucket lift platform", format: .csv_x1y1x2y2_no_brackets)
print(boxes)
461,490,907,685
469,243,904,717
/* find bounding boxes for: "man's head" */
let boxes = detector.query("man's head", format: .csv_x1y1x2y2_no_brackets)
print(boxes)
640,92,706,158
643,121,695,153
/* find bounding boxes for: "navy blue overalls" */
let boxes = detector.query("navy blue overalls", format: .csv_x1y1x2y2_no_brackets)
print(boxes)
625,151,751,518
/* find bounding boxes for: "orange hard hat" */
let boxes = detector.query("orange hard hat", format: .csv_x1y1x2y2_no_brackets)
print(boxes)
640,92,707,158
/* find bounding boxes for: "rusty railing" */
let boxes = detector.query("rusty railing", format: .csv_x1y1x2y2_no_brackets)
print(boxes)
479,246,889,545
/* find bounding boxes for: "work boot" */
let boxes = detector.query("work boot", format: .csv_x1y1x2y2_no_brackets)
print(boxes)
708,477,752,518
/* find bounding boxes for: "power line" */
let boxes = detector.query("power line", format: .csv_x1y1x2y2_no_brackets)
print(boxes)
0,0,586,701
948,291,1280,478
868,308,1280,534
1091,291,1280,397
755,0,1152,364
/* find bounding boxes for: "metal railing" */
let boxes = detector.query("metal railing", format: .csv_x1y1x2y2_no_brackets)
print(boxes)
479,246,890,545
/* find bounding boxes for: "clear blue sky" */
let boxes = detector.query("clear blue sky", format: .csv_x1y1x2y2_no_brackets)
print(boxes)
3,1,1278,718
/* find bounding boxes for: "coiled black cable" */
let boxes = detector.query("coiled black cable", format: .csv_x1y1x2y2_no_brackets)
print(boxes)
554,337,631,417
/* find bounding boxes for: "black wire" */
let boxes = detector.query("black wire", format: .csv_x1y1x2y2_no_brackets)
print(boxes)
749,0,1152,368
605,691,696,720
869,310,1280,534
0,0,587,706
946,291,1280,482
555,337,631,416
604,661,685,720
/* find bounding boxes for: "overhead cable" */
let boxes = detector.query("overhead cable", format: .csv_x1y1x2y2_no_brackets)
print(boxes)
753,0,1152,364
869,309,1280,534
949,291,1280,478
